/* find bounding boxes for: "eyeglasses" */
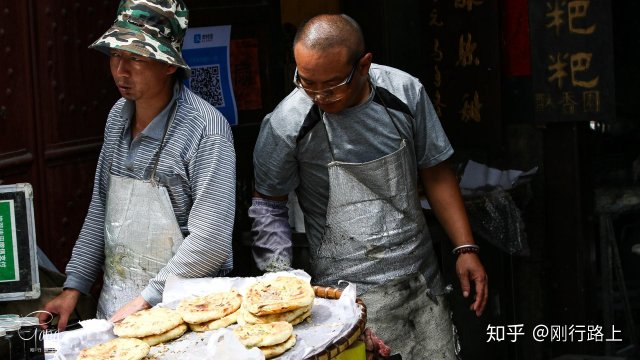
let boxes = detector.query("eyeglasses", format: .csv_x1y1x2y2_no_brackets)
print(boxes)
293,55,363,103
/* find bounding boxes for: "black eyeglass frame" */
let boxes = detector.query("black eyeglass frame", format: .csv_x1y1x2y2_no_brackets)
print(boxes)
293,53,365,101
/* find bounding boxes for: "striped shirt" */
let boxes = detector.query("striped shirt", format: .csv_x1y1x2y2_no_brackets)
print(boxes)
64,83,236,305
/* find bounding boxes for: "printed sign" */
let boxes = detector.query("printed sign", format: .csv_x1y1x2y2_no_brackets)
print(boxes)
424,0,502,149
529,0,615,123
182,25,238,125
0,199,19,282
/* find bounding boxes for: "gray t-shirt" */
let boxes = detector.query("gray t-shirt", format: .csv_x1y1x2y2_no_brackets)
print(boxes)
253,64,453,250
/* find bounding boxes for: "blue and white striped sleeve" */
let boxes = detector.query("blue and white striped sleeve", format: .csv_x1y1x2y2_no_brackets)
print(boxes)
141,132,236,305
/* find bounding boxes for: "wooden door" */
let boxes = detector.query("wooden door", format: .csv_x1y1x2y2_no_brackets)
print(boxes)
0,0,119,272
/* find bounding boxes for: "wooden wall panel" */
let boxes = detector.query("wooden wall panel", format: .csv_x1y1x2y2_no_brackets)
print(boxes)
0,1,43,256
42,158,98,272
422,0,503,162
0,1,37,174
33,1,118,148
1,0,119,270
31,0,119,268
280,0,341,27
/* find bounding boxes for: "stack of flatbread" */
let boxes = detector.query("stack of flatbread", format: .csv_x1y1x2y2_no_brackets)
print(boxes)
113,307,188,346
233,321,297,359
78,337,150,360
239,276,315,327
176,288,243,332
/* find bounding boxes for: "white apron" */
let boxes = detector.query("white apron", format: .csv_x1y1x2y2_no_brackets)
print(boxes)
310,100,459,358
96,102,183,319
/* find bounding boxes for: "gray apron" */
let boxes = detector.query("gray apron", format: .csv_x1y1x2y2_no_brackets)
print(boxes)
310,99,459,358
96,102,184,319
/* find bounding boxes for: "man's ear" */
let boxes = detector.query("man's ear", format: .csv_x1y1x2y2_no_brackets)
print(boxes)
166,64,178,76
360,52,373,74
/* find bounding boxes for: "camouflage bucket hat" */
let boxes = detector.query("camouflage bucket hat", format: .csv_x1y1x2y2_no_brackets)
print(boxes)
90,0,191,76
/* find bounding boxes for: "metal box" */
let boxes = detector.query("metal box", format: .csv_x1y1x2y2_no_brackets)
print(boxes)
0,183,40,301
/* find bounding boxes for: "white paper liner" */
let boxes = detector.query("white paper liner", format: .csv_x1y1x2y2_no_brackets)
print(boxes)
51,319,116,360
51,270,361,360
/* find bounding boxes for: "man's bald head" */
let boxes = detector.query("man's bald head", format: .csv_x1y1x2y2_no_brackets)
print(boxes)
293,14,365,63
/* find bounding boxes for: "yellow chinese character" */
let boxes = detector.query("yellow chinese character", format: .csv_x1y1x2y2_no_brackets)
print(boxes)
454,0,484,11
570,52,599,88
433,39,444,62
434,65,442,88
433,90,446,118
535,93,555,112
568,0,596,34
460,91,482,122
546,0,566,36
548,53,569,89
430,9,444,27
560,91,578,114
582,90,600,112
456,33,480,67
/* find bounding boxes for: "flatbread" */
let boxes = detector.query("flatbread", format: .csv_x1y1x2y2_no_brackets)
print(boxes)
78,338,150,360
288,307,312,326
113,307,184,338
177,289,243,324
244,276,315,316
236,305,247,326
232,321,293,348
260,334,297,359
242,303,312,325
188,309,239,332
140,323,188,346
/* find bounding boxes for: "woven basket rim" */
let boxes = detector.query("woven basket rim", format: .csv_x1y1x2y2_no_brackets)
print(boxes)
302,285,367,360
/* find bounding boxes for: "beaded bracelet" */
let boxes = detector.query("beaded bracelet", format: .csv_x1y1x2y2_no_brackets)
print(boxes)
452,244,480,256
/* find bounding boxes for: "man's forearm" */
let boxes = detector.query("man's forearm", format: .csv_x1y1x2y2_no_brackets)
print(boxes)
420,163,475,247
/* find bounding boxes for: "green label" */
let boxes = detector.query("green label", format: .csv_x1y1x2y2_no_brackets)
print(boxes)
0,200,19,282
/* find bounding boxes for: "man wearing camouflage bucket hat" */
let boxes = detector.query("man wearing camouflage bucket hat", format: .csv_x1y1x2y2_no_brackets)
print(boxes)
90,0,191,77
40,0,237,330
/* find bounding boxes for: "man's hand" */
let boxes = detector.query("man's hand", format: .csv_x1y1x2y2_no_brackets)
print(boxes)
39,288,82,331
456,253,488,316
360,328,392,359
109,295,151,324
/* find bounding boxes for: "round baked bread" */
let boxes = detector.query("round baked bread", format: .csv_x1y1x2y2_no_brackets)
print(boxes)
244,276,315,316
236,305,248,326
140,323,188,346
261,334,297,359
188,309,239,332
288,307,312,326
78,338,150,360
177,289,243,324
242,303,312,325
232,321,294,348
113,307,184,338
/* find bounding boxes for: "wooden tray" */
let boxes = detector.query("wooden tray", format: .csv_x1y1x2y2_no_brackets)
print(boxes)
303,286,367,360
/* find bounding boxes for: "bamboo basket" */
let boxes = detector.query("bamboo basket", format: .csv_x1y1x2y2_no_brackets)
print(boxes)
303,286,367,360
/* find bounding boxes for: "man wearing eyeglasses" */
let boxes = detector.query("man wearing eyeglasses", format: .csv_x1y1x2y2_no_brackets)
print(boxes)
250,14,487,359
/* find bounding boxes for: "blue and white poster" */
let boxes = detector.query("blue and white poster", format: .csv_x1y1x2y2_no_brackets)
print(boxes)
182,25,238,125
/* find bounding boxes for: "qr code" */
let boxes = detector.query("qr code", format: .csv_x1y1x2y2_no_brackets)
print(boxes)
189,65,225,107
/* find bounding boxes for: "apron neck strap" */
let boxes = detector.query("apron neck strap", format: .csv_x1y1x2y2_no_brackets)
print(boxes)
322,84,404,162
373,85,404,138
